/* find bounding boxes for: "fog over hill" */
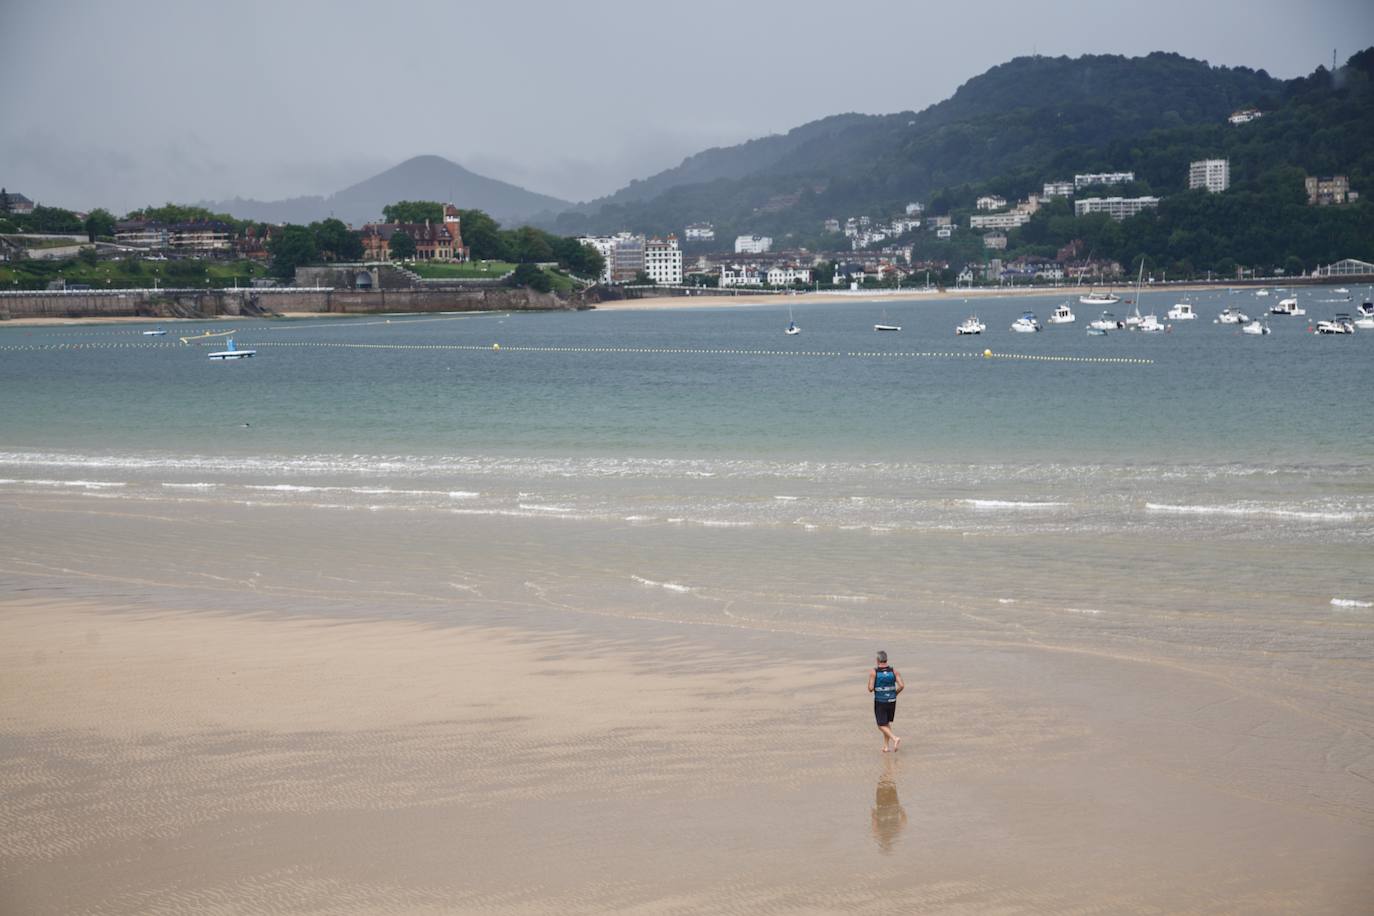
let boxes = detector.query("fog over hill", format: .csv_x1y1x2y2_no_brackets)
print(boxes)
203,155,570,227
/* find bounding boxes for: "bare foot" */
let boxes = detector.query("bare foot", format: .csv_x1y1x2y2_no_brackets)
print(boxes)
892,737,902,752
881,744,890,753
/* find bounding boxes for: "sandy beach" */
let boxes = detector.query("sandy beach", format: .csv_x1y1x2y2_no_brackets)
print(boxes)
3,585,1371,913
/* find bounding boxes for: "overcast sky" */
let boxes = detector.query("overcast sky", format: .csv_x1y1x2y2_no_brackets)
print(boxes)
3,0,1371,214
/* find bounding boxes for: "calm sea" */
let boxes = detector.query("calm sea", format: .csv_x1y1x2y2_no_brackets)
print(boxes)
3,285,1372,676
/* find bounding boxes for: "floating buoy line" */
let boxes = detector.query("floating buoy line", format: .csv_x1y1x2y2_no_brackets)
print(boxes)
0,337,1153,365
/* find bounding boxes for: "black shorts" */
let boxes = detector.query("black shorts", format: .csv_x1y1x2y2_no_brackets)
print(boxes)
874,701,897,726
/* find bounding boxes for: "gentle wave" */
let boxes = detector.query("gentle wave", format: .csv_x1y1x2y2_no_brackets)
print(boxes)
0,477,127,489
963,499,1067,511
1331,598,1373,609
632,575,694,593
1145,502,1365,522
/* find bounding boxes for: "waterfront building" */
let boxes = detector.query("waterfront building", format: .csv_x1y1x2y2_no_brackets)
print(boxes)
766,266,812,286
684,222,715,242
359,220,455,261
1306,175,1356,206
578,236,619,283
1073,196,1160,221
115,220,235,253
610,234,646,283
1042,181,1074,198
1074,171,1135,190
1189,159,1230,193
644,235,683,285
976,195,1007,211
720,265,763,287
1312,258,1374,277
442,204,468,260
734,235,773,254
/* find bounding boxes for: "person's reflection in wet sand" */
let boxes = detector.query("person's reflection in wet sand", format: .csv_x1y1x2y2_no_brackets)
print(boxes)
870,757,908,854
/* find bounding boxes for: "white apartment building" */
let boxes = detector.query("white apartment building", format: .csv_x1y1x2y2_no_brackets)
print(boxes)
684,222,715,241
905,202,924,215
1228,108,1262,125
1042,181,1074,198
578,236,619,283
1074,172,1135,190
976,195,1007,211
644,235,683,285
734,235,773,254
1189,158,1230,193
969,211,1031,230
766,266,812,286
823,218,841,233
983,232,1008,250
720,265,763,287
1073,196,1160,221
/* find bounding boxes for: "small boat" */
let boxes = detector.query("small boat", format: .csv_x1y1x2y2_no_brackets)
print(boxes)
1354,302,1374,330
1137,314,1168,333
1255,288,1271,297
1048,304,1076,324
1086,327,1108,336
873,323,901,331
1315,314,1355,335
1166,303,1197,320
785,321,800,335
1088,311,1122,330
1335,287,1350,294
207,338,256,360
142,327,168,336
1010,312,1042,333
1079,290,1120,306
1241,320,1271,335
1271,297,1305,316
1215,307,1250,325
955,315,985,335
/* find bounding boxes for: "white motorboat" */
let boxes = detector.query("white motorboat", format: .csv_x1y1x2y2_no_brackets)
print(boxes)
1088,311,1122,330
1048,304,1076,324
1079,290,1120,306
1255,288,1271,297
873,323,901,331
956,315,985,335
1355,302,1374,330
1271,297,1305,316
1086,327,1108,336
142,327,168,336
1215,307,1250,324
1314,314,1355,335
1010,311,1042,333
1166,303,1197,320
1335,287,1350,294
1241,320,1271,335
207,338,256,360
1137,314,1168,333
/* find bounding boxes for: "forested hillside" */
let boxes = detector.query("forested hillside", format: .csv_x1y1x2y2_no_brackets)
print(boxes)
549,49,1374,274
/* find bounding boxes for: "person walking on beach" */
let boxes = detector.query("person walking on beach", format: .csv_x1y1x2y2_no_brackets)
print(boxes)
867,650,904,752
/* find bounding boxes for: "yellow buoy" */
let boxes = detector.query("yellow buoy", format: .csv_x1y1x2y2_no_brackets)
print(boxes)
983,349,992,358
492,343,500,350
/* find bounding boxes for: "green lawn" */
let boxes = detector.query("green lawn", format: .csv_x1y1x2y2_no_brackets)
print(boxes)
407,260,516,279
0,258,270,290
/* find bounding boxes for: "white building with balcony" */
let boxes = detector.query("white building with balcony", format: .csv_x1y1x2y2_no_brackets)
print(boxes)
1074,172,1135,190
1188,159,1230,193
644,235,683,285
1073,196,1160,221
976,195,1007,211
1042,181,1074,198
734,235,773,254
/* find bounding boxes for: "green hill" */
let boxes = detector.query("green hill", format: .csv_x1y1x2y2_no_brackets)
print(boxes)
549,49,1374,274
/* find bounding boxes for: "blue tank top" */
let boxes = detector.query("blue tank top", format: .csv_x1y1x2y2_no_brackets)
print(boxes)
874,667,897,703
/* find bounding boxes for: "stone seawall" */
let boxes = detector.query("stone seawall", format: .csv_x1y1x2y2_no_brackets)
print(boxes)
0,287,574,321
